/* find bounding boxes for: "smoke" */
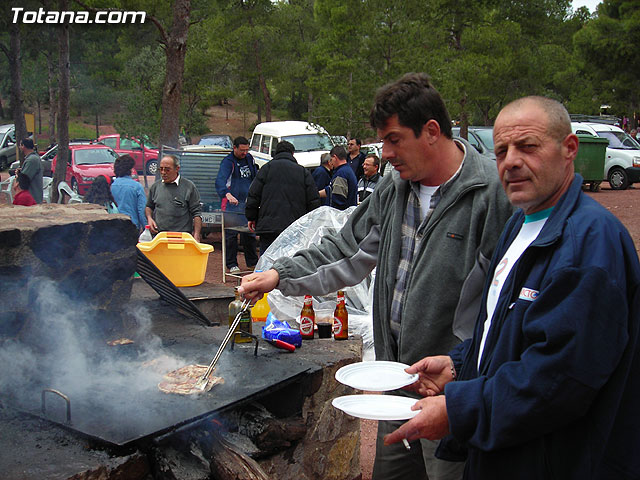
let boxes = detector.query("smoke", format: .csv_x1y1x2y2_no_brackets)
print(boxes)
0,277,195,437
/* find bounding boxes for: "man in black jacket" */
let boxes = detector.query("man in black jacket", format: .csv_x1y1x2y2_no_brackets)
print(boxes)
245,141,321,253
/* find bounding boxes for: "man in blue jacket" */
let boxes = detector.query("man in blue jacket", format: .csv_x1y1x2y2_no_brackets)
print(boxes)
385,96,640,479
215,136,258,273
328,145,358,210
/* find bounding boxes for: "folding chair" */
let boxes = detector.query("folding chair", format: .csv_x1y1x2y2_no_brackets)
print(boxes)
0,176,15,204
57,181,84,204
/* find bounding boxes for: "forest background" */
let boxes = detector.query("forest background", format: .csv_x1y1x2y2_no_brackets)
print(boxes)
1,0,639,151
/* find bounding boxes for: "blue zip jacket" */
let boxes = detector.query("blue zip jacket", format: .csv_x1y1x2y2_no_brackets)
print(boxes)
111,176,147,229
329,163,357,210
439,175,640,479
215,152,257,213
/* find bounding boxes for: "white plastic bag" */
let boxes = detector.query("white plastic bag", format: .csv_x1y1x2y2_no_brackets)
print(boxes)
255,206,375,359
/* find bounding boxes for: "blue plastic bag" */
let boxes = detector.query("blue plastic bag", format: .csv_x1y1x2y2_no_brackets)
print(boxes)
262,312,302,347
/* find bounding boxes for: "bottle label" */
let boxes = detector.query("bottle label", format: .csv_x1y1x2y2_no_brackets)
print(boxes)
333,316,343,335
300,316,314,335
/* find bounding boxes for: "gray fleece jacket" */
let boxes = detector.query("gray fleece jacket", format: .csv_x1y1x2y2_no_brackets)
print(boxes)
273,141,514,365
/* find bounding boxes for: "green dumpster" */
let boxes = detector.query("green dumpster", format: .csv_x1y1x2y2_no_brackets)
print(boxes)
575,134,608,192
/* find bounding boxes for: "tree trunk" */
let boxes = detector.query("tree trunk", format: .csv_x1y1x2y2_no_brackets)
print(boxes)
8,21,28,160
46,49,57,145
0,96,5,119
158,0,191,149
244,12,271,122
53,0,70,204
459,93,468,140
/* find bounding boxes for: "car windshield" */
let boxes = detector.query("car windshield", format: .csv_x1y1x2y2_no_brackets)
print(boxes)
596,131,640,150
199,136,232,148
474,129,494,151
75,148,118,165
282,134,333,152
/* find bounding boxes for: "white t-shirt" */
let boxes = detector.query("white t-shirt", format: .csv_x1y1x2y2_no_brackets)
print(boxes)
477,209,553,369
419,185,439,222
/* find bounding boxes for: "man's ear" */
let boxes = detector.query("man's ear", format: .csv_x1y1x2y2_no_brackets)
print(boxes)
423,119,441,145
563,133,579,164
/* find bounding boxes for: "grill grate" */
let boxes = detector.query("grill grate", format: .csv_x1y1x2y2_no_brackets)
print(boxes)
136,249,212,326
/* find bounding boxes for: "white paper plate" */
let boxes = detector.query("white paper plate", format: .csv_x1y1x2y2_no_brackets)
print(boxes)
332,394,420,420
335,361,418,391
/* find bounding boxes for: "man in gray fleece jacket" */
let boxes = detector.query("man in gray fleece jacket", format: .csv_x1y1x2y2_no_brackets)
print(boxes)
239,73,514,480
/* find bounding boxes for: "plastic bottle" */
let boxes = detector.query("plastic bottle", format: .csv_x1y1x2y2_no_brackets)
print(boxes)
251,293,270,323
138,225,152,242
333,290,348,340
299,295,315,339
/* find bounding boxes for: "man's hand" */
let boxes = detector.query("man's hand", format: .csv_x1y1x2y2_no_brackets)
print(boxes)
238,269,279,302
383,395,450,445
148,217,159,235
404,356,455,397
248,220,256,232
226,192,239,206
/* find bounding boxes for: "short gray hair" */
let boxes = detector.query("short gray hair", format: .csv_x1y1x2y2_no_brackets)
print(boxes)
162,154,180,168
502,96,571,143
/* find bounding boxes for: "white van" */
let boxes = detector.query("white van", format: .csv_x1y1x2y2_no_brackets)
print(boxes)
571,121,640,190
249,121,334,170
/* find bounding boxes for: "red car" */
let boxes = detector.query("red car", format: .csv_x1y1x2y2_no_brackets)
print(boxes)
52,144,134,195
97,134,159,175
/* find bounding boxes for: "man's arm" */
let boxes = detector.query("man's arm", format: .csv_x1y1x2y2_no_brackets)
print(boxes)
245,166,266,222
192,216,202,243
215,157,232,198
145,206,158,233
303,170,321,211
330,176,349,210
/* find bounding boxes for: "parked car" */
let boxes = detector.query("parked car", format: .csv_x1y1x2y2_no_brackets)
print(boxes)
571,122,640,190
51,144,123,195
452,126,495,161
0,124,17,170
249,121,334,170
181,134,234,152
362,142,382,158
10,140,94,177
97,134,159,175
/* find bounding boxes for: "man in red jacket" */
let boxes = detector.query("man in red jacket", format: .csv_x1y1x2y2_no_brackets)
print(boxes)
12,173,37,206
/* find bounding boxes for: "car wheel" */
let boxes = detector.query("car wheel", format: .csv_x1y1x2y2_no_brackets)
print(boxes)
71,177,79,194
608,167,629,190
146,159,158,175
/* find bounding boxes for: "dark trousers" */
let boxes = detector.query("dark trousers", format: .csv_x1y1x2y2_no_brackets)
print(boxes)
258,232,280,255
225,230,258,269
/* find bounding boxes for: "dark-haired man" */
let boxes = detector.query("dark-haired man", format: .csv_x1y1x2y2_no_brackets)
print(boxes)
328,145,358,210
347,137,366,179
245,140,320,253
215,136,259,273
18,138,43,203
238,73,513,480
357,154,381,203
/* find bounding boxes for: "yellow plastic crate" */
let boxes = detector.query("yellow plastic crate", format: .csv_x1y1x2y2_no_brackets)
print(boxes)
137,232,213,287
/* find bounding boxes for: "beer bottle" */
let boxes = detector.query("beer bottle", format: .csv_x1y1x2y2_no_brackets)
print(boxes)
299,295,315,339
229,287,252,343
333,290,348,340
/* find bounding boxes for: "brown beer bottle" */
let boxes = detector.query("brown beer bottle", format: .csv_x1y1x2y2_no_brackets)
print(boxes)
299,295,315,339
333,290,348,340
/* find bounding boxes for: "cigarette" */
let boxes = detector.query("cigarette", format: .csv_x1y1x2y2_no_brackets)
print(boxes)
402,438,411,450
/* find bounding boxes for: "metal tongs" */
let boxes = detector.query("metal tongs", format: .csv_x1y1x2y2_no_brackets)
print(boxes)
194,298,251,391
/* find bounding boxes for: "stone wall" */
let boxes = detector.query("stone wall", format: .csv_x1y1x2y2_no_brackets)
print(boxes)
0,204,138,339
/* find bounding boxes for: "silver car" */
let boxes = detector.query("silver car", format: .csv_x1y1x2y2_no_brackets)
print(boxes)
0,124,17,170
452,126,495,161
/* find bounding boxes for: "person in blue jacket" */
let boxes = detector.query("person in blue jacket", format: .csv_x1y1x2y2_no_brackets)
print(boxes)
328,145,358,210
215,136,259,273
384,96,640,480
